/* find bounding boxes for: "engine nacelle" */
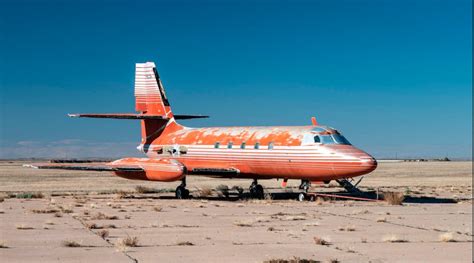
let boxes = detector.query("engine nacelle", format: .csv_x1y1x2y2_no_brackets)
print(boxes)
109,158,185,182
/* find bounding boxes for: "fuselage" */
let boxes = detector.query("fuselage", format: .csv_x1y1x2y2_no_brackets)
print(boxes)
138,121,377,181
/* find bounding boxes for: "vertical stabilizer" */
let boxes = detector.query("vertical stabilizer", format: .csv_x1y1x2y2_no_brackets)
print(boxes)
135,62,173,118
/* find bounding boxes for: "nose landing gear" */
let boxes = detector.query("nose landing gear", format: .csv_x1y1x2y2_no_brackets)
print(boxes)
297,179,314,202
175,177,190,199
249,179,264,199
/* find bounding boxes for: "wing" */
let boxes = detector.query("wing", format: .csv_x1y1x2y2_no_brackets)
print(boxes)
23,162,143,172
188,167,240,177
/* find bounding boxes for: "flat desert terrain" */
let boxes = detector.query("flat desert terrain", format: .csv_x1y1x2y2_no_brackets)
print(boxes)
0,161,472,262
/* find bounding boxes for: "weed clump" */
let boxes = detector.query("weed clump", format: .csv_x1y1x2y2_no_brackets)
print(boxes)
313,236,331,246
62,240,82,247
383,192,405,205
439,232,457,242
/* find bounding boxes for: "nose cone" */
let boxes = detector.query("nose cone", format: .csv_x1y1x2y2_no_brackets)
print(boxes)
328,145,378,177
358,154,378,174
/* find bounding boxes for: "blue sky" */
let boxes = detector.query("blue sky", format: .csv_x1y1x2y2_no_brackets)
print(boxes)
0,0,472,159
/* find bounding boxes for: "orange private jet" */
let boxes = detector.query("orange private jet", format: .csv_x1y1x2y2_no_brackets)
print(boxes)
28,61,377,201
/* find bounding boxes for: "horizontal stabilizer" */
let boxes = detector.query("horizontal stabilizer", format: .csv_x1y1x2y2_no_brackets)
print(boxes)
174,115,209,120
68,113,168,120
68,113,208,120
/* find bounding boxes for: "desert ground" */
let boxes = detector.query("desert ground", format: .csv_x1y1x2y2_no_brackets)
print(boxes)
0,161,472,262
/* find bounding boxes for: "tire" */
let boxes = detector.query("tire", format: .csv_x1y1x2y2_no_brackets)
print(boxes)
255,184,264,199
309,195,316,202
298,192,306,202
175,186,188,199
183,189,190,199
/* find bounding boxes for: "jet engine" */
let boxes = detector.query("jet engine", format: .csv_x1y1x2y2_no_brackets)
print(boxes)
109,158,185,182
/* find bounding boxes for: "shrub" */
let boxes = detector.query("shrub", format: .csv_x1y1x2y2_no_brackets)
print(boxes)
117,236,139,247
383,192,405,205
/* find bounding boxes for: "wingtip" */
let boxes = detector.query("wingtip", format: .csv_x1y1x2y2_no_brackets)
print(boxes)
22,164,38,169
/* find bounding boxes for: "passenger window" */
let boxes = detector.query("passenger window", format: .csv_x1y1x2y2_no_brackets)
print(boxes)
254,142,260,149
268,142,274,150
227,142,233,149
240,142,246,149
214,142,220,148
314,136,321,143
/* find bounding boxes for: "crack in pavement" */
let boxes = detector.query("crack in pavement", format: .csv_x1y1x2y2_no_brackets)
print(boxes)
319,209,472,238
52,201,139,263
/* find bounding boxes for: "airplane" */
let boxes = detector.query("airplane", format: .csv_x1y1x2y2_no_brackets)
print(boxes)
27,61,377,201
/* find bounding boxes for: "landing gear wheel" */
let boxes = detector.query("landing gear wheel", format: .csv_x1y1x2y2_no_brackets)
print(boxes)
175,186,189,199
298,192,306,202
254,184,264,199
249,180,265,199
308,195,316,202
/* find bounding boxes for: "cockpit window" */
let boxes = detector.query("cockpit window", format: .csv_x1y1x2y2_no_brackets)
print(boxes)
332,134,351,145
319,134,351,145
320,135,336,144
314,135,321,143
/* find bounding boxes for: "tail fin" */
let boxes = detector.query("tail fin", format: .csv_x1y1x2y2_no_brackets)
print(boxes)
67,61,208,153
135,62,173,118
134,62,180,150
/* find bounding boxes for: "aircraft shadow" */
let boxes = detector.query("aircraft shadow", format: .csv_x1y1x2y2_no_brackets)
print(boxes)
124,191,461,204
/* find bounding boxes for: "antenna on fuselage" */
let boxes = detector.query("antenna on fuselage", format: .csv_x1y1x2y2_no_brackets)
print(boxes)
311,116,318,126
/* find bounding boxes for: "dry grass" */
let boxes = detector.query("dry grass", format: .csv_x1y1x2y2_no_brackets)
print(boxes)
135,185,157,194
234,220,254,227
85,222,98,229
216,184,229,197
376,217,387,223
0,241,8,248
86,222,116,229
98,230,109,239
117,236,139,247
176,241,194,246
16,224,34,230
383,192,405,205
263,257,320,263
284,215,306,221
198,186,213,197
31,208,59,214
60,208,74,214
91,212,119,220
54,212,63,218
439,232,457,242
256,217,271,223
314,197,325,205
383,234,408,243
44,220,55,225
313,236,331,246
153,206,163,212
15,192,44,199
338,225,356,231
62,240,82,247
115,190,130,199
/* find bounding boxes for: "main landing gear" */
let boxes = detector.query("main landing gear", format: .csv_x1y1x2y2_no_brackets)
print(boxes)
297,179,315,202
249,179,264,199
175,177,190,199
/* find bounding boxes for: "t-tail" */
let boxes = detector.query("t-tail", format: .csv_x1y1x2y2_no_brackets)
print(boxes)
68,61,208,152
